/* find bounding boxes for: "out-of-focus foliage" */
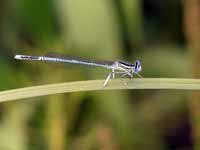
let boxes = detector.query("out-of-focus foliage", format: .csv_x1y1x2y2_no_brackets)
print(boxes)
0,0,194,150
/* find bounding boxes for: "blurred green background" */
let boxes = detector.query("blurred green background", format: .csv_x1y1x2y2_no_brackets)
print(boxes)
0,0,197,149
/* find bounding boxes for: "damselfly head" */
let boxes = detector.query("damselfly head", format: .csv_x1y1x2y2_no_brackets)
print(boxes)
132,60,142,74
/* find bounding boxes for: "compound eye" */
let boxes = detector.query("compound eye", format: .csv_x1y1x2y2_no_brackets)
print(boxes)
133,60,142,73
136,60,141,67
135,61,138,68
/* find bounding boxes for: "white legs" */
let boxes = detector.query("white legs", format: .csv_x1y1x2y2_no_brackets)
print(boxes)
103,69,115,87
103,72,112,87
103,70,133,87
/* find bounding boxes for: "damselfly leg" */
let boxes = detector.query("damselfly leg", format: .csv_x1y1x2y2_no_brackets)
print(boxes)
103,72,112,87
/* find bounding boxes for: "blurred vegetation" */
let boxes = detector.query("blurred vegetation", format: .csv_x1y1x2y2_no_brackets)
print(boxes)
0,0,195,149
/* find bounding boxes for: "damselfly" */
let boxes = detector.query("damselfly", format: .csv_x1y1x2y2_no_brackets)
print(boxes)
14,52,142,86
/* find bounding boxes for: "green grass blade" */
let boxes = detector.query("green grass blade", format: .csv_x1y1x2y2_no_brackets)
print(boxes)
1,78,200,102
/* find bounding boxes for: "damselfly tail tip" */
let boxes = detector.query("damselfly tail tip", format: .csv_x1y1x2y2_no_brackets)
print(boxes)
14,55,23,60
14,54,40,60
